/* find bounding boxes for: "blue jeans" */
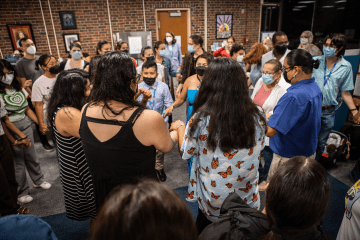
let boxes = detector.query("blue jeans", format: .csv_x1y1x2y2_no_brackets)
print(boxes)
258,146,273,182
315,107,336,161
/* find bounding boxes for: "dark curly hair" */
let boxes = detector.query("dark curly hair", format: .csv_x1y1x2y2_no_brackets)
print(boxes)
0,59,22,93
243,43,268,65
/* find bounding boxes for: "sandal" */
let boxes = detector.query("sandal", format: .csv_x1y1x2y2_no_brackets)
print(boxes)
17,207,30,215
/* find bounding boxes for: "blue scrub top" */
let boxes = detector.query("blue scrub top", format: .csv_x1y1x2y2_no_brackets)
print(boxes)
312,55,354,106
268,78,322,158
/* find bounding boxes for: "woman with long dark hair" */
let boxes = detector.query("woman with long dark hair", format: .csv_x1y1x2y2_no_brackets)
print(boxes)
96,40,111,55
0,59,50,204
47,69,96,220
174,57,267,234
79,52,182,209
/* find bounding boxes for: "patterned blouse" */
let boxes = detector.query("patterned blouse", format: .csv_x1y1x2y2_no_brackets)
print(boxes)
181,111,266,222
0,98,8,136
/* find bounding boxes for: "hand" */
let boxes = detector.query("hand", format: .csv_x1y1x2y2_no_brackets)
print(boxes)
15,138,31,149
176,74,182,82
175,84,183,99
164,105,174,117
170,120,185,131
39,124,49,135
352,110,360,124
23,80,32,88
139,88,152,100
265,113,272,121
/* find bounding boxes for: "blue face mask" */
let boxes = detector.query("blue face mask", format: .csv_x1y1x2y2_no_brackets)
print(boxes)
71,51,82,60
262,73,275,85
159,50,165,57
323,46,336,58
188,45,195,53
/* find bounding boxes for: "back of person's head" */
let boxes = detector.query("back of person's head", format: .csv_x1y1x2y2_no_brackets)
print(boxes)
89,51,140,115
88,55,103,84
35,54,53,71
90,180,197,240
190,57,266,153
196,52,214,65
142,60,158,73
190,35,204,48
0,59,21,93
96,40,109,55
272,31,287,45
286,49,320,74
264,157,330,239
19,37,30,48
324,33,347,57
243,42,268,65
230,44,245,57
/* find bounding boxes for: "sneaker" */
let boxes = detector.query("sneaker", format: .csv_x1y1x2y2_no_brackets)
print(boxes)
42,143,54,152
18,195,33,204
34,181,51,189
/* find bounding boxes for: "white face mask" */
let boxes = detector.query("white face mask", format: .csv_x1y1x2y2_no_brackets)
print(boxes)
237,55,244,62
166,37,173,43
300,38,309,45
27,46,36,55
1,74,14,85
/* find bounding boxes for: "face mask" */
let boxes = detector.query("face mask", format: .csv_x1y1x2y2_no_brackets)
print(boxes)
188,45,195,53
196,66,206,77
143,77,156,86
159,50,165,57
283,69,295,84
166,37,173,43
237,55,244,62
262,73,274,85
300,38,308,45
1,74,14,85
264,45,269,50
146,56,155,62
49,65,61,75
27,46,36,55
121,49,129,54
323,46,336,58
274,44,288,55
71,51,82,60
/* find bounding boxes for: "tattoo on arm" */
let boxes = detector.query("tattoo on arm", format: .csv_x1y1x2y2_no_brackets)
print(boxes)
63,107,74,120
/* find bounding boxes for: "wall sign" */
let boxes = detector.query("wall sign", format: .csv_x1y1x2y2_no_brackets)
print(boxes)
216,14,233,39
6,24,36,51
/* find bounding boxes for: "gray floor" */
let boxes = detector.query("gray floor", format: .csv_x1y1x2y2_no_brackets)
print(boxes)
20,103,357,217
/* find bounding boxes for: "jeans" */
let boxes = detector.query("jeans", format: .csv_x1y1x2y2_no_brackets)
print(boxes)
262,146,273,182
315,107,336,161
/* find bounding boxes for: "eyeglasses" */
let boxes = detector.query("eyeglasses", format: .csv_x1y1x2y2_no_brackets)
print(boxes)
276,41,289,46
260,71,275,75
281,67,293,72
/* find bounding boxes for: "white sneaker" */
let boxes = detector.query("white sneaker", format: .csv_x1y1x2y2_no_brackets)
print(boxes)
33,181,51,189
18,195,33,204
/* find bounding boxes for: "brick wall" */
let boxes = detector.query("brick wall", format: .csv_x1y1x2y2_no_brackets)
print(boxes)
0,0,260,59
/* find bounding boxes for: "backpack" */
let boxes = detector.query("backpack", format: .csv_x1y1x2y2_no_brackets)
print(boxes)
340,125,360,160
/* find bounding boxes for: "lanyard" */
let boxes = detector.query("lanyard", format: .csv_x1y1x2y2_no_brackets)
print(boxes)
148,88,156,110
324,58,338,86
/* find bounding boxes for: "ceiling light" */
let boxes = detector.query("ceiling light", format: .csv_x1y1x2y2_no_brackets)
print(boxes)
322,6,334,8
337,7,345,9
294,6,306,8
292,8,301,11
298,1,315,3
335,0,346,3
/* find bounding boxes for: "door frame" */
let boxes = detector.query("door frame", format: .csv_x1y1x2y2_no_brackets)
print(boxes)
155,8,191,43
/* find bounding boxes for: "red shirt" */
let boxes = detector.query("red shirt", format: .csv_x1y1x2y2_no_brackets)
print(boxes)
253,84,272,107
212,47,230,58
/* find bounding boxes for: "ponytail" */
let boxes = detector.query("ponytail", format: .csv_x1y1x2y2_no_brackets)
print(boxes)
35,54,52,71
35,60,40,70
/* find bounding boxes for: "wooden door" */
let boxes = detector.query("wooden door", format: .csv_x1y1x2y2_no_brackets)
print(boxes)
157,10,188,56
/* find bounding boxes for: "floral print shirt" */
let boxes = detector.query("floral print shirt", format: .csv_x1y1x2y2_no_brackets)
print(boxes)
181,110,266,222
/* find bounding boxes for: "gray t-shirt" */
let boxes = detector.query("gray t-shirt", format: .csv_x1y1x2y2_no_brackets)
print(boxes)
15,56,44,83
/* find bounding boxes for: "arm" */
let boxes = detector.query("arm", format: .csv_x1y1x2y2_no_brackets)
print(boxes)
178,44,183,67
266,126,278,137
25,106,39,124
2,115,27,139
342,91,360,123
164,79,189,116
213,47,224,57
19,77,32,96
177,125,186,154
34,101,48,134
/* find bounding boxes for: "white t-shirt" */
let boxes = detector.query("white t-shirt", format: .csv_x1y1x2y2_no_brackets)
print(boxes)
136,63,164,82
32,75,57,122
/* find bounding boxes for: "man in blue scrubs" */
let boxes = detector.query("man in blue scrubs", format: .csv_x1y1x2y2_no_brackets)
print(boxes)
265,49,322,181
312,33,360,161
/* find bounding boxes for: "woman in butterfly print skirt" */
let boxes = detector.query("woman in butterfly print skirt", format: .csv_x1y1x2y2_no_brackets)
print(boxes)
174,58,266,235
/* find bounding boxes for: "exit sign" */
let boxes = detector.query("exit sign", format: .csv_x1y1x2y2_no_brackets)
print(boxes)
170,12,181,17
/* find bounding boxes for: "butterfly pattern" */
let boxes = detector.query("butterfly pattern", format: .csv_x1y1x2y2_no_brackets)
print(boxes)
180,110,265,222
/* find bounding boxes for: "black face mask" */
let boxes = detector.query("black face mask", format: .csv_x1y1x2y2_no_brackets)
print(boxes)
283,69,294,84
196,66,207,77
49,65,61,75
143,77,156,86
121,49,129,54
274,44,289,55
146,56,155,62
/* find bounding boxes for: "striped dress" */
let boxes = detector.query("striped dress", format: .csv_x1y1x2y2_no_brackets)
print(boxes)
53,108,97,220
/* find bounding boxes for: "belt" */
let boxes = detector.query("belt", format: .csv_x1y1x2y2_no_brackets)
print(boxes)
322,105,334,110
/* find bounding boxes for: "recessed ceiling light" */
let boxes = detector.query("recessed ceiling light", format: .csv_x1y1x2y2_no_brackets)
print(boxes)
335,0,347,3
294,6,307,8
292,8,301,11
298,1,315,3
337,7,345,9
322,6,334,8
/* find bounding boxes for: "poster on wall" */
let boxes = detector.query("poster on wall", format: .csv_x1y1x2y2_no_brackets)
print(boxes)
128,36,142,55
261,31,276,43
63,33,79,53
59,11,77,30
216,14,233,39
7,24,36,51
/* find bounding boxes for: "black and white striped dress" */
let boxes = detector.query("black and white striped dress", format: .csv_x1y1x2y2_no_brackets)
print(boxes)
53,108,97,220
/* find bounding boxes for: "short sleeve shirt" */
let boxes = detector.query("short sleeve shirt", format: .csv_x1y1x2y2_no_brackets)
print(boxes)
268,78,322,158
32,75,57,119
0,88,29,122
180,109,266,222
312,56,354,106
0,98,8,136
15,56,44,84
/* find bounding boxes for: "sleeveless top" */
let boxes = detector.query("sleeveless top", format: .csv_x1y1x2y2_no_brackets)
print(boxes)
79,104,157,209
186,89,198,124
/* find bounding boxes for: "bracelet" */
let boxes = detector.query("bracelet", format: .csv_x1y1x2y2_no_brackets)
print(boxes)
350,108,357,112
177,124,185,130
19,136,28,141
172,104,176,109
14,140,18,146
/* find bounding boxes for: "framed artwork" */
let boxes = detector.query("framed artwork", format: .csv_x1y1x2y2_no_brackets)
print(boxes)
6,24,36,51
59,11,77,30
63,33,79,53
216,14,233,39
261,31,276,43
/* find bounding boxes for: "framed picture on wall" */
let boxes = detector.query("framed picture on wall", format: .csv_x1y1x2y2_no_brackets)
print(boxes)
59,11,77,30
6,24,36,51
216,14,233,39
63,33,79,53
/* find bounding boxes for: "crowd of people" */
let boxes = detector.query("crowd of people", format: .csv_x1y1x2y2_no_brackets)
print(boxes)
0,28,360,240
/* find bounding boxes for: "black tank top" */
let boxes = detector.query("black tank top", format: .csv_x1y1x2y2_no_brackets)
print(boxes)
79,104,157,209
